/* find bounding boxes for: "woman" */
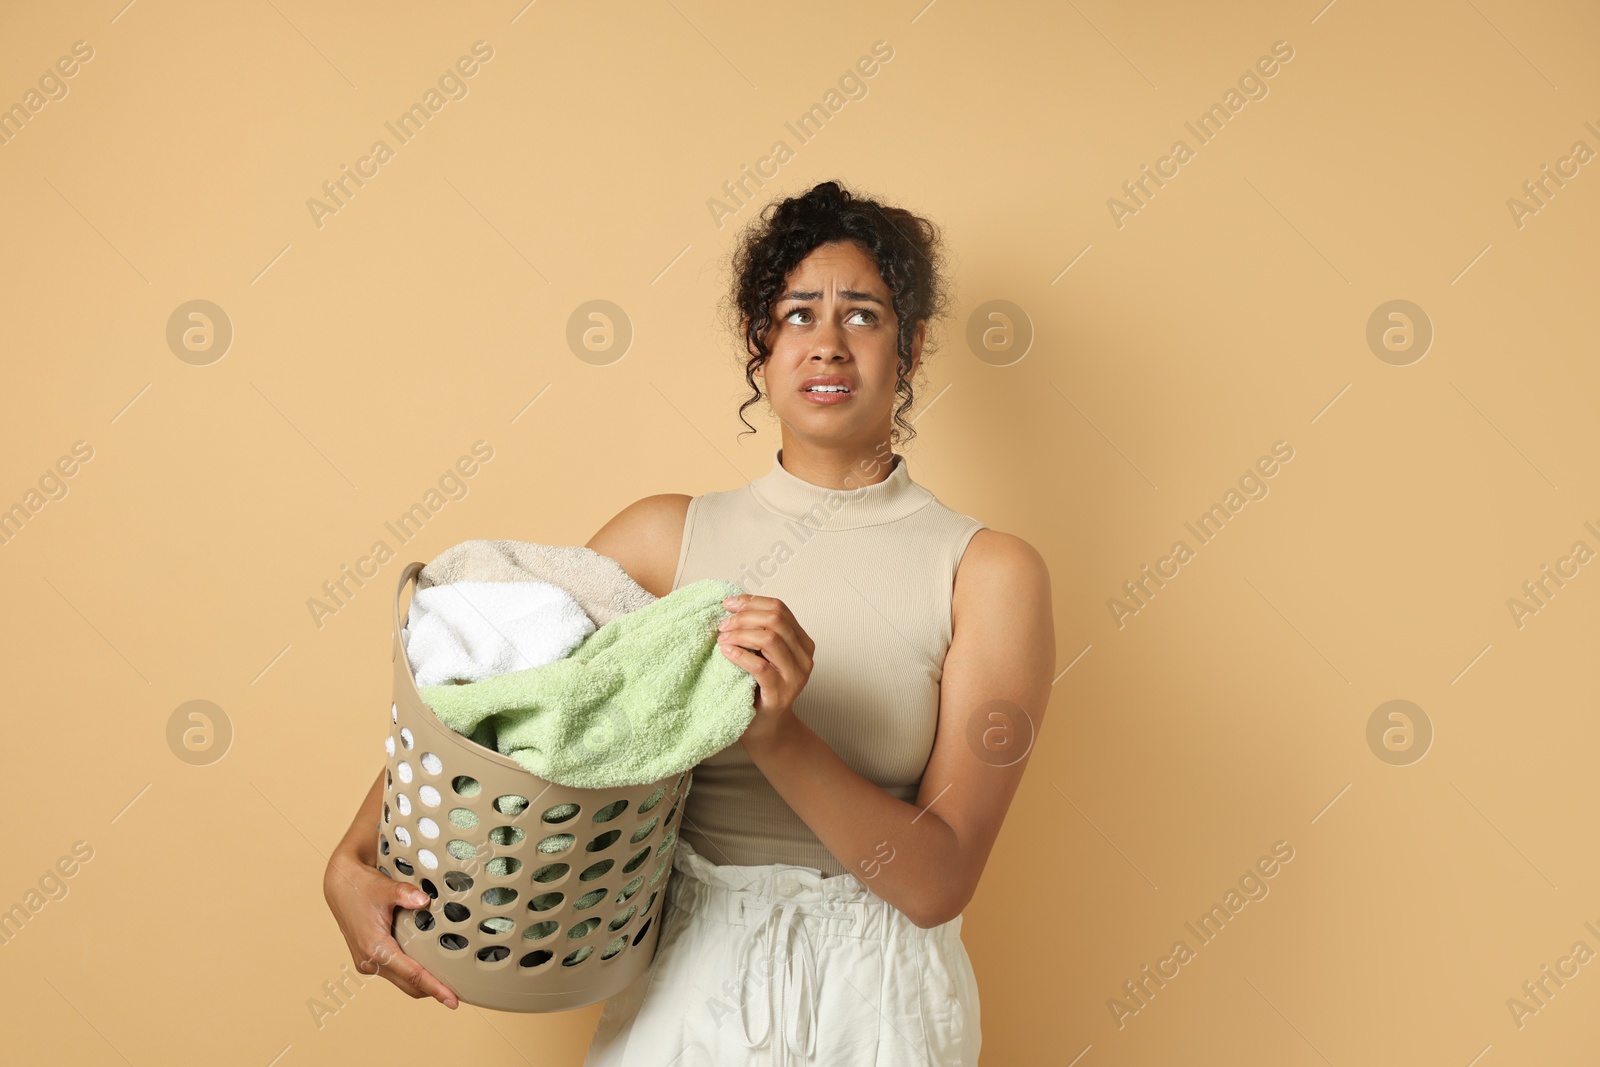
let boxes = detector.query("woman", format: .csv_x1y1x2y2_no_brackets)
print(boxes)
324,180,1054,1065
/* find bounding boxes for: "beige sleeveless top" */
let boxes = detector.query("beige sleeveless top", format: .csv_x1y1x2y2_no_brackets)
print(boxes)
672,446,987,877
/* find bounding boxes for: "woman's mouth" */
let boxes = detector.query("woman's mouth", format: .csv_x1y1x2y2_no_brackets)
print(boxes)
801,385,852,405
800,378,854,404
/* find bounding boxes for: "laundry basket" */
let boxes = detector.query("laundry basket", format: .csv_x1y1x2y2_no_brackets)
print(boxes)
377,560,689,1012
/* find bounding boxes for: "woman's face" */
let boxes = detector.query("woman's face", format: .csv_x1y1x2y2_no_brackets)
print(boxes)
752,239,923,448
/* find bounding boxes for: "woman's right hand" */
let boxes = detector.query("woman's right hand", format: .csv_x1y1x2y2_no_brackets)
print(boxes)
323,850,459,1009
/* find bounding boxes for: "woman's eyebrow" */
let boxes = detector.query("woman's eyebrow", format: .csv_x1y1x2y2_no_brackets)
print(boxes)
780,288,886,306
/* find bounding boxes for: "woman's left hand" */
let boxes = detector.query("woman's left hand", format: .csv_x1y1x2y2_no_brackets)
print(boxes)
718,593,814,746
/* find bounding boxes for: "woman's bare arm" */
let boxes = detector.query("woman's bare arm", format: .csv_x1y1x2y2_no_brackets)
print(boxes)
739,529,1055,927
585,493,691,597
323,766,459,1007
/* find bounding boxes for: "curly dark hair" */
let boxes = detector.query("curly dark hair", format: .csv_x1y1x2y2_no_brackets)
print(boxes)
723,180,951,447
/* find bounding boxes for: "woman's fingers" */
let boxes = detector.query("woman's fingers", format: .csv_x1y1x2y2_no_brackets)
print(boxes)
722,603,814,657
391,878,431,911
720,630,787,671
374,939,459,1008
343,869,457,1008
363,910,460,1009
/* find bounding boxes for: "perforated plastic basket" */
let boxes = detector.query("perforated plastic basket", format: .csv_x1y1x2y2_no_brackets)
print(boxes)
376,561,688,1012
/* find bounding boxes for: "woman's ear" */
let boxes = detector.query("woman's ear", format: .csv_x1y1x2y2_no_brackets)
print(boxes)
743,316,762,362
908,319,926,377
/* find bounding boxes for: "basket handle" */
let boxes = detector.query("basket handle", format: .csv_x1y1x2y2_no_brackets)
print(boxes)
391,560,426,662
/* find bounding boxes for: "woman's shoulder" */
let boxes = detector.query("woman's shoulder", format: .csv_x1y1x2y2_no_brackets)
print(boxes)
585,493,693,598
952,526,1052,619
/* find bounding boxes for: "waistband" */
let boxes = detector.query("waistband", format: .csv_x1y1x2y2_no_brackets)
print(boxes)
665,834,963,944
663,836,962,1067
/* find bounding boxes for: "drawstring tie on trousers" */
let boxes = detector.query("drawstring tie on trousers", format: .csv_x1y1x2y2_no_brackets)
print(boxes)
735,898,818,1065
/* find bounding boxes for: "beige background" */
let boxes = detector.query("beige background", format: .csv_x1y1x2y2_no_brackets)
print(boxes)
2,1,1597,1064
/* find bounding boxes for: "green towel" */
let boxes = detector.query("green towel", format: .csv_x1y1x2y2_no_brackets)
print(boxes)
418,578,757,789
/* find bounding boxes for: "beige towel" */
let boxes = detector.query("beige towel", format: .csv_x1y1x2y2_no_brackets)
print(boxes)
417,540,656,628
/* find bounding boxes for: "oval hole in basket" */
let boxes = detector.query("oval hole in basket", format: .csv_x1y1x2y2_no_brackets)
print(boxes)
420,752,442,776
439,933,468,952
476,945,510,963
394,858,414,876
420,878,439,899
399,727,414,750
444,870,474,893
494,795,530,816
573,889,607,911
413,910,435,932
541,803,579,824
519,950,552,968
622,847,650,874
580,860,614,881
418,785,441,808
655,828,677,858
636,786,665,814
567,917,601,940
523,921,559,941
392,826,412,848
452,775,481,797
631,916,653,947
482,887,518,908
600,935,629,960
608,905,636,931
563,946,594,966
486,857,521,877
479,917,515,935
448,808,478,830
614,876,643,904
537,834,574,854
443,902,471,923
396,794,412,818
378,834,390,856
586,830,621,853
591,799,628,824
489,826,525,847
531,863,569,883
528,892,563,913
446,840,476,862
630,817,658,845
416,849,438,870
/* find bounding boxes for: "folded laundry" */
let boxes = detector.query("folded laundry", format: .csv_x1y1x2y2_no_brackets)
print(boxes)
417,578,757,789
404,580,595,688
417,539,655,628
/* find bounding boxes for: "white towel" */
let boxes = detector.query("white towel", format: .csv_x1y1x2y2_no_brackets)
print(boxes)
403,580,595,688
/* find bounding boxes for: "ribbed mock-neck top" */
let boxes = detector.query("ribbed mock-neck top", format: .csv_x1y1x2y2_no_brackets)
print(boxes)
672,446,987,877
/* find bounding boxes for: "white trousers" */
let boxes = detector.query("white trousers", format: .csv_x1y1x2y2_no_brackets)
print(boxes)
582,836,981,1066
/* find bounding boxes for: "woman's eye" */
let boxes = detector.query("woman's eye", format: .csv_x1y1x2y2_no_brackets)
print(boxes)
781,308,875,325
